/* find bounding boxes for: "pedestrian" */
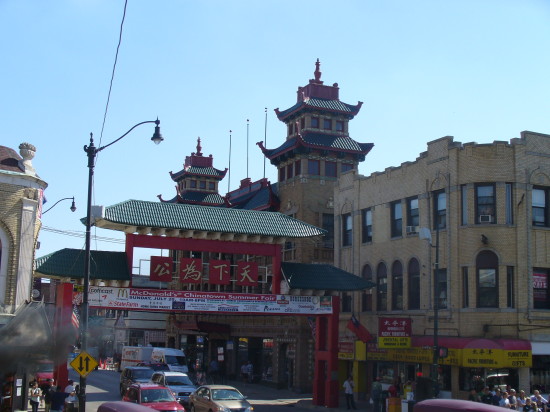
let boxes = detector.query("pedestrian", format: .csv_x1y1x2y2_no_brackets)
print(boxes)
246,361,254,383
481,387,493,404
49,386,68,412
517,390,528,410
371,377,383,412
343,375,357,410
531,390,548,411
240,362,248,383
508,389,517,410
64,379,75,393
42,379,55,412
468,388,480,402
28,381,42,412
499,391,510,408
523,397,536,411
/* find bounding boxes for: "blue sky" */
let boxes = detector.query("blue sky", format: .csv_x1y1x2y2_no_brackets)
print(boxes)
1,0,549,262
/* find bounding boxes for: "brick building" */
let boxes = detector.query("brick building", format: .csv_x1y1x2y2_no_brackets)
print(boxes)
0,142,47,324
334,131,550,399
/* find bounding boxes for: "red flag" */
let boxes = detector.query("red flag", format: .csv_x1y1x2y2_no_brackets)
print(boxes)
347,314,372,343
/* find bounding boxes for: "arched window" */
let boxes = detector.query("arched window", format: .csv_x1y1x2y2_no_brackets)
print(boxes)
391,261,403,310
342,292,352,313
361,264,373,312
477,251,499,308
376,262,387,311
408,258,421,310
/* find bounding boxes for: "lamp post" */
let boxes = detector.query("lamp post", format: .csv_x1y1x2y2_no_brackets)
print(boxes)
79,119,163,411
42,196,77,214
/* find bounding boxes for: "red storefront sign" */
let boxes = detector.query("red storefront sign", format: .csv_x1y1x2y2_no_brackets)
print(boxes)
150,256,172,282
379,317,412,337
209,260,231,285
180,258,203,283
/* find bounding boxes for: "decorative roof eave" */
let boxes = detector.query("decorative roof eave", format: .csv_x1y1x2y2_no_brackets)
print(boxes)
257,134,374,162
112,221,287,244
170,167,228,182
274,100,363,122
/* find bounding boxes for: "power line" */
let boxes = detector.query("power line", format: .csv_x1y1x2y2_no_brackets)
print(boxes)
41,226,125,244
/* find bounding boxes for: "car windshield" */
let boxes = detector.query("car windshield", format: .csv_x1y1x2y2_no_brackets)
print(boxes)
166,375,194,386
133,369,154,379
141,388,176,403
212,389,244,401
164,355,186,366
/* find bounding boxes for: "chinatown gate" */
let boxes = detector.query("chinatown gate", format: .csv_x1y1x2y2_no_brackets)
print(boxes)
50,199,372,407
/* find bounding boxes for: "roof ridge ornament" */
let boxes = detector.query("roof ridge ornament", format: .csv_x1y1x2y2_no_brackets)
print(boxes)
314,58,322,82
196,137,202,156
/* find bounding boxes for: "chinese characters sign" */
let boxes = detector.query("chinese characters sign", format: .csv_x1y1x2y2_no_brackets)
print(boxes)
378,317,412,348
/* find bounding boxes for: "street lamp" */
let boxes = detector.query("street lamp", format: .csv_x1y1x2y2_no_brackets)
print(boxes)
419,218,440,398
42,196,77,214
79,119,163,411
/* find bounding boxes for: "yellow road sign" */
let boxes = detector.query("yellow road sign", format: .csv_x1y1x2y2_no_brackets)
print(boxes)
70,351,98,377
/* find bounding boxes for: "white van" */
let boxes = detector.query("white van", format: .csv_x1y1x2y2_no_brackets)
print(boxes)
120,346,154,371
150,348,188,373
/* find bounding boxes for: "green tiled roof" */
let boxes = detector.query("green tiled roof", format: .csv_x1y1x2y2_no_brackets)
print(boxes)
96,199,326,238
171,166,227,181
276,98,362,121
34,248,130,280
281,262,376,291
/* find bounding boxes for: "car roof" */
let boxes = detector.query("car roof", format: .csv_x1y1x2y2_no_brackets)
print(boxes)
198,385,240,390
129,383,168,390
125,367,154,371
153,371,189,376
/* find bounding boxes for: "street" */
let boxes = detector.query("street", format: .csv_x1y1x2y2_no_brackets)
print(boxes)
70,369,315,412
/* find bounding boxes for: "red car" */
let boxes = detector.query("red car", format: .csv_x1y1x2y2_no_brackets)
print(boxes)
34,360,54,385
122,383,185,412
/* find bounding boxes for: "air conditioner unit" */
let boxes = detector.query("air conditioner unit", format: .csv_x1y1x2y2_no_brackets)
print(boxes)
406,226,418,235
479,215,493,223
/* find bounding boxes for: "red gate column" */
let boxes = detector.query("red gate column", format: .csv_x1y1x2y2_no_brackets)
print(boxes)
53,282,73,389
313,296,340,407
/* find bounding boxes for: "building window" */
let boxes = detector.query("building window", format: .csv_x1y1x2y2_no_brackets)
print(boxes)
342,292,352,313
533,268,549,309
300,117,305,130
362,208,372,243
408,258,420,310
391,200,403,237
461,185,468,225
199,180,206,189
505,183,513,224
476,184,496,224
341,163,353,173
462,267,469,308
295,160,301,175
323,118,332,130
436,268,448,309
376,263,387,311
433,190,446,229
287,163,293,179
288,123,293,136
325,161,337,177
391,261,403,310
533,187,548,227
322,213,334,248
308,160,320,175
311,117,319,128
336,120,344,132
476,251,499,308
279,167,286,182
406,197,419,228
362,264,373,312
208,182,215,190
190,180,197,189
342,213,352,247
507,266,514,308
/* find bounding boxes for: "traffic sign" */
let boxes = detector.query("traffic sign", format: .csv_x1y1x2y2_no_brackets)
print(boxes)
70,351,98,377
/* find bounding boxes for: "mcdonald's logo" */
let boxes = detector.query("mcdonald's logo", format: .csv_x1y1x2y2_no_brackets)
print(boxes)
117,288,129,299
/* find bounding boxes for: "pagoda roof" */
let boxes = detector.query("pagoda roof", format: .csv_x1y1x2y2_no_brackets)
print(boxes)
170,165,227,181
229,182,279,211
259,131,373,162
88,199,325,239
281,262,376,291
275,97,362,121
34,248,130,281
159,191,227,206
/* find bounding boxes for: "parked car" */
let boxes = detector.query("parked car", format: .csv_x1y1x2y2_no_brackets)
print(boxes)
189,385,253,412
151,371,196,408
98,401,154,412
122,383,185,412
119,366,154,396
137,362,170,371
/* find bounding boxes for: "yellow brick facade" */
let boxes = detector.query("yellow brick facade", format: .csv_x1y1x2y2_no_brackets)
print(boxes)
334,131,550,398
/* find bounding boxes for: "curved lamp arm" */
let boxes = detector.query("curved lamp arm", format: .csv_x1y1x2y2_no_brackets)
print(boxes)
42,196,77,214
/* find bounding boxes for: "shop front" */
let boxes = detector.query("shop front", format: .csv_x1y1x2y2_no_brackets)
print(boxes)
359,337,532,400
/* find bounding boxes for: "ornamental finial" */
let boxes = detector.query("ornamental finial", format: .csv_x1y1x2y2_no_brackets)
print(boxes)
314,58,322,82
196,137,202,156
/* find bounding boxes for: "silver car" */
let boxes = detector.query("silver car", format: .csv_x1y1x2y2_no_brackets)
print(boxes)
189,385,253,412
151,371,196,408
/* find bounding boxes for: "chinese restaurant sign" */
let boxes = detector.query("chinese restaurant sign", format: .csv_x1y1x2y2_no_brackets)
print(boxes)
77,286,333,315
151,256,259,286
378,317,412,348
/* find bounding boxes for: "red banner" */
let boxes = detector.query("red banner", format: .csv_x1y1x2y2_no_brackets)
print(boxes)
209,260,231,285
236,261,258,286
180,258,203,284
